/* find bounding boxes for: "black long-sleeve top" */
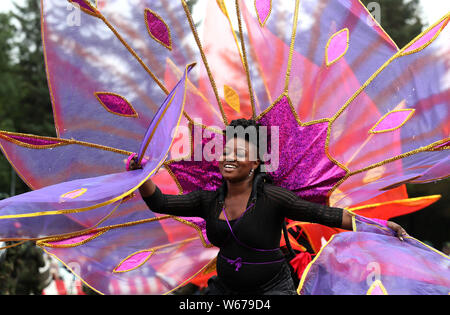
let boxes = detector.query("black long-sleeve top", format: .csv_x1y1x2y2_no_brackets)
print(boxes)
143,182,343,292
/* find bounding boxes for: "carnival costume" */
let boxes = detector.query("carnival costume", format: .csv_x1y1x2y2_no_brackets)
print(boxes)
0,0,449,294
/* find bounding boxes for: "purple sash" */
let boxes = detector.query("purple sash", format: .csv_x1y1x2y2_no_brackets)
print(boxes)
220,203,285,271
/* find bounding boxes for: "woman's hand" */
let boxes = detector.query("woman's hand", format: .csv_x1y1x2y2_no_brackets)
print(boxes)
125,154,156,197
341,210,408,241
127,155,142,171
386,221,408,241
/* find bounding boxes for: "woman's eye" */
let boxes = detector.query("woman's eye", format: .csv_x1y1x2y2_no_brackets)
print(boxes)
236,150,246,159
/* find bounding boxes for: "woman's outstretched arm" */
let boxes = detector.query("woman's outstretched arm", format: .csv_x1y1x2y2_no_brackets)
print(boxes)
266,185,407,240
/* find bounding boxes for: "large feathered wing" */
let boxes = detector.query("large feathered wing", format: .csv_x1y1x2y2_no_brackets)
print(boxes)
1,0,448,294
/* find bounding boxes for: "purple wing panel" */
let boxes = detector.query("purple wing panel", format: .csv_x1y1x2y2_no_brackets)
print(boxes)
38,215,219,295
329,17,449,207
299,215,450,295
0,65,191,239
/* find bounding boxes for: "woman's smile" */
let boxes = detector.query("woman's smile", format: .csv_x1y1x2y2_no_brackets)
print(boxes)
218,137,260,183
223,163,238,171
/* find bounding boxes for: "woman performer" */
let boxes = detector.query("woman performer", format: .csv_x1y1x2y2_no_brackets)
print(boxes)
128,118,407,295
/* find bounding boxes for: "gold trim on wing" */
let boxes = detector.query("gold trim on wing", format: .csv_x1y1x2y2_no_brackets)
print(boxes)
284,0,300,94
163,120,194,165
0,240,29,251
328,138,450,206
324,15,450,203
39,246,104,295
95,6,169,95
0,130,133,155
113,237,199,273
171,217,214,248
325,28,350,67
217,0,247,77
36,212,213,250
181,0,228,125
366,280,388,295
352,216,450,259
329,14,450,124
350,138,448,177
235,0,256,119
37,229,108,248
254,0,272,27
297,234,336,295
144,8,173,51
94,92,139,118
67,0,100,18
0,199,123,243
41,0,60,137
357,0,399,51
137,91,176,165
399,15,449,56
60,188,88,201
368,109,415,134
113,249,155,273
166,58,224,125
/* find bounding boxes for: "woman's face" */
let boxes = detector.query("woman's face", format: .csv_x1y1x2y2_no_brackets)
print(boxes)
218,137,260,183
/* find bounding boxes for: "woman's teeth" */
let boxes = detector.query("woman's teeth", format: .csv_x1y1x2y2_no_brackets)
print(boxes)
224,164,237,169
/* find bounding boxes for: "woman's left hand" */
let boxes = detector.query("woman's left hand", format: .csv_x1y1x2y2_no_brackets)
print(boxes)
386,221,408,241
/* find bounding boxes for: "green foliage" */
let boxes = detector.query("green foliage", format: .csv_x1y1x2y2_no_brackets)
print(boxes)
0,0,55,199
0,242,47,295
9,0,54,137
361,0,425,48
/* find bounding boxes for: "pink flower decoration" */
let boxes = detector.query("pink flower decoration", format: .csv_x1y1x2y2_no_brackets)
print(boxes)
95,92,138,118
113,250,154,273
255,0,272,27
145,8,172,50
326,28,349,66
402,17,449,55
43,231,104,248
369,109,415,134
0,133,63,147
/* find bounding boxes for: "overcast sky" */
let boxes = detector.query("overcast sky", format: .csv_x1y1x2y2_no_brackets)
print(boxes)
0,0,448,29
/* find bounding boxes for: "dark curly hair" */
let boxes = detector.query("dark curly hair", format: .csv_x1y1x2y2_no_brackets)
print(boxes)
219,118,273,203
223,118,262,166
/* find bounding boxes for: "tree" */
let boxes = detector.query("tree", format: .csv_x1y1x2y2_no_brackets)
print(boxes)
361,0,424,48
0,1,51,295
0,12,19,199
0,242,46,295
10,0,54,137
0,0,55,199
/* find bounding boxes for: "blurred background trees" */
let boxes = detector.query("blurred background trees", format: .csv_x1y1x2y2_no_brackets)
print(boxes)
0,0,448,294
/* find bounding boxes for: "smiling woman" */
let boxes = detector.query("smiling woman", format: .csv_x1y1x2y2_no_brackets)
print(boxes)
220,119,261,184
127,118,407,295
